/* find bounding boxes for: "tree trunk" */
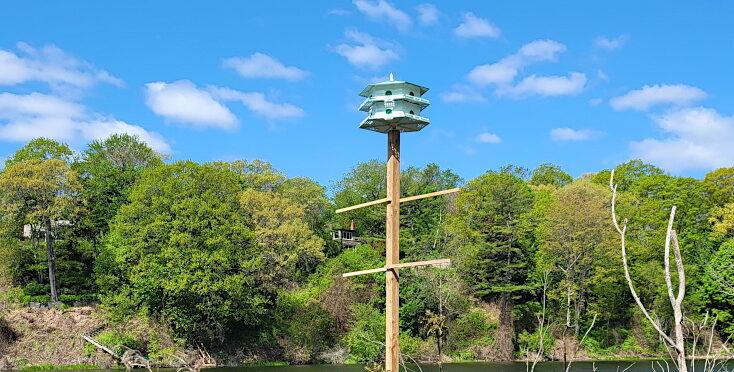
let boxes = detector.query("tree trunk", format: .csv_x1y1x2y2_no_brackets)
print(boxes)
44,217,59,303
437,332,444,372
565,281,572,328
496,294,515,361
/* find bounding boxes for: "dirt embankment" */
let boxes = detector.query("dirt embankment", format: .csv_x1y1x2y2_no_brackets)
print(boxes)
0,306,116,369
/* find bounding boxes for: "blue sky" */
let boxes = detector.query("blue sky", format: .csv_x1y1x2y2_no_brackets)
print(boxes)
1,1,733,187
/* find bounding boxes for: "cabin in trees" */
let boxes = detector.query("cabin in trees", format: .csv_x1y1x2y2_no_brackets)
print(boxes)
21,220,72,240
332,221,359,248
358,73,430,133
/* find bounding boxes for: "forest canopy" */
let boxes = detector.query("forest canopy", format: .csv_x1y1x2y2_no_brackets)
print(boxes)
1,136,733,364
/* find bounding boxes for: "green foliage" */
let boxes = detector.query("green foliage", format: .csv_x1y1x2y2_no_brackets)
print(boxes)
277,177,335,253
591,160,665,191
97,161,268,345
530,163,572,187
240,188,325,287
449,171,535,300
221,159,287,191
710,203,734,240
448,307,496,352
518,327,554,358
0,147,83,302
275,290,337,363
345,304,385,363
704,167,734,206
619,335,645,354
536,180,626,327
4,136,734,364
333,160,387,239
4,138,74,167
699,240,734,338
90,330,140,356
75,133,163,238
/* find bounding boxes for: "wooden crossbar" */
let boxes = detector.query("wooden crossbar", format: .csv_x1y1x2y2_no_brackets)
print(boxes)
335,188,461,214
391,258,451,270
342,258,451,278
342,266,388,278
399,188,461,203
335,197,390,214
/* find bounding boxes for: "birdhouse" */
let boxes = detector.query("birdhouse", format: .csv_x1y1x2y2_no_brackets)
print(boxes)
358,73,430,133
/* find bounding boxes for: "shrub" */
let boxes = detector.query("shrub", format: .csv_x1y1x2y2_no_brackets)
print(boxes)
448,307,496,352
345,304,385,363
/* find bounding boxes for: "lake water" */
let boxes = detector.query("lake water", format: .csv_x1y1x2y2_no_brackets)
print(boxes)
230,360,730,372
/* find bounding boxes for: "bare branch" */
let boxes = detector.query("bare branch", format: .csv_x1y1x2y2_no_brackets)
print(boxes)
664,207,677,309
609,170,677,348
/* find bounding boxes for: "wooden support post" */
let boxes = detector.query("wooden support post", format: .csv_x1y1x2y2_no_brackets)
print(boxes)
385,129,400,372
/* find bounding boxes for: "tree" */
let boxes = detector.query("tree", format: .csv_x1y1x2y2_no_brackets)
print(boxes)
592,160,664,191
710,203,734,240
239,188,325,287
448,171,535,360
610,171,689,372
703,167,734,206
333,161,460,255
536,180,620,335
530,163,573,188
277,177,335,250
221,159,287,192
333,160,386,239
75,134,163,238
422,309,447,370
4,138,74,167
0,158,81,302
97,161,267,344
400,164,461,259
699,241,734,338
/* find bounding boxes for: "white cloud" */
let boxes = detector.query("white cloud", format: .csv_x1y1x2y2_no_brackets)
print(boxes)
467,39,566,86
440,85,486,103
333,30,400,70
451,39,580,102
550,127,601,141
210,87,304,121
145,80,304,126
0,92,170,153
454,12,501,39
328,8,352,16
0,43,122,91
353,0,412,31
610,84,708,111
416,4,439,25
145,80,238,129
223,53,307,81
0,92,84,119
476,132,501,144
589,98,603,106
594,35,629,50
631,107,734,172
501,72,587,97
467,62,518,86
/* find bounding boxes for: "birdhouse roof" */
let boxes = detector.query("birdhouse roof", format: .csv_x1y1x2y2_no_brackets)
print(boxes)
359,80,429,97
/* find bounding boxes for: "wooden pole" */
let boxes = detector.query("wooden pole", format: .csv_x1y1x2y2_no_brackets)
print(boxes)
385,129,400,372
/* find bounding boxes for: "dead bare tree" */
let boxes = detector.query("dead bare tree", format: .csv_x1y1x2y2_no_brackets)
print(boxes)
175,347,216,372
564,313,597,372
610,170,688,372
527,270,550,372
